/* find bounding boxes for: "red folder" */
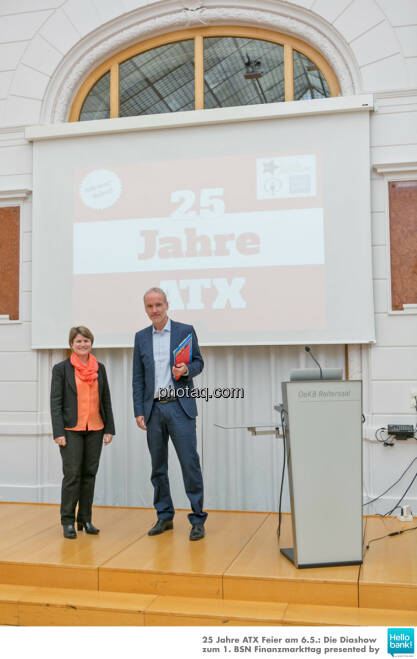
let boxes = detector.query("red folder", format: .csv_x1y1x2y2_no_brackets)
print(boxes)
173,333,192,381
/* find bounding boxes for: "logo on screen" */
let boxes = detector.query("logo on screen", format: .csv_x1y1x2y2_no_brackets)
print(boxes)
256,155,316,200
80,169,122,210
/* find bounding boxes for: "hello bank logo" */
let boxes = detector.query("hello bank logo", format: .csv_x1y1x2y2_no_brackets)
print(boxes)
388,629,414,656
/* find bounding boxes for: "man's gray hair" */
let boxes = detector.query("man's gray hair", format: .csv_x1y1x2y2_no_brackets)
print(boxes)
143,287,168,303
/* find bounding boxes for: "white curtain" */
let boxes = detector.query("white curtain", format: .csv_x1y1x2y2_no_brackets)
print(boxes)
92,344,345,512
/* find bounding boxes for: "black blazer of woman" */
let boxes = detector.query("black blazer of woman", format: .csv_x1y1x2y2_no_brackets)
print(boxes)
50,358,115,439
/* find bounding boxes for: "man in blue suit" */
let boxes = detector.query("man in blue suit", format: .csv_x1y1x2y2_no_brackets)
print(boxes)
133,287,207,540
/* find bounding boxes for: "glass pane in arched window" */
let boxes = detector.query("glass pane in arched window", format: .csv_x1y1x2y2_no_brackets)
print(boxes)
79,72,110,121
203,37,284,109
119,40,195,116
293,50,330,100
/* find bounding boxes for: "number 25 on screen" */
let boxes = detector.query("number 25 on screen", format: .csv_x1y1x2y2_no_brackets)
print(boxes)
170,188,225,219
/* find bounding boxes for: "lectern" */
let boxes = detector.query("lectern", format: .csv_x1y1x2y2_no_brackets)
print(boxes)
281,379,363,568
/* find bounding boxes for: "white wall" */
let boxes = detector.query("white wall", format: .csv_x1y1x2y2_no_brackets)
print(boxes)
0,0,416,515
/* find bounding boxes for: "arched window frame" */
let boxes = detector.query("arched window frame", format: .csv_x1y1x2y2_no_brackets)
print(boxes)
69,26,341,121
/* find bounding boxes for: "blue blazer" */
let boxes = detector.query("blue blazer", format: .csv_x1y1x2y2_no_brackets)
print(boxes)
132,319,204,422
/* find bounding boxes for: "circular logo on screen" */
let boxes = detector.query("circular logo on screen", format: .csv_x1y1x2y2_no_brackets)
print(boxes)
80,169,122,210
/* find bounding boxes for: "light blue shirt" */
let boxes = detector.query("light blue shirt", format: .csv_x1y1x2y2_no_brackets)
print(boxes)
152,317,173,396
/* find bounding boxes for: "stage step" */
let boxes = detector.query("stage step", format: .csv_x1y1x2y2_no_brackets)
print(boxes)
0,583,416,626
0,504,415,615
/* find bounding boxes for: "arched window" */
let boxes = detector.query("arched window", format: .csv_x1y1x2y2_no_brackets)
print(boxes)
70,27,340,121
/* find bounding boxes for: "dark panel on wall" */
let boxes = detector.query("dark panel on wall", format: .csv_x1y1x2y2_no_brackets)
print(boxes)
0,206,20,320
389,180,417,311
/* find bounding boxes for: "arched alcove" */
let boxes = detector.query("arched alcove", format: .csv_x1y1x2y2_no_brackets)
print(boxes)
69,26,340,121
39,1,361,123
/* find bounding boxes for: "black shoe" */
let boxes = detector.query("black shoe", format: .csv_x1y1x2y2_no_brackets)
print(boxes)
190,524,205,541
148,519,173,536
77,521,100,534
62,524,77,539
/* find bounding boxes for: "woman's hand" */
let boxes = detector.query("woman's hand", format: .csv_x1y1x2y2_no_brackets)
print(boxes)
103,434,113,445
55,436,66,447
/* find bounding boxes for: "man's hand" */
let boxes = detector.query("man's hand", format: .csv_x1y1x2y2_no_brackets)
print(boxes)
103,434,113,445
54,436,66,447
172,362,188,379
136,415,146,430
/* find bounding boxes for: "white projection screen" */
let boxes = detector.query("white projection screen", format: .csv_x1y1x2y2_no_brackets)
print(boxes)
31,101,375,348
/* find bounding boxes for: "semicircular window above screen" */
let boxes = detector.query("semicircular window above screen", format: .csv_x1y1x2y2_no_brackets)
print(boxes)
79,72,110,121
72,31,338,121
119,40,195,117
293,49,330,100
203,37,285,108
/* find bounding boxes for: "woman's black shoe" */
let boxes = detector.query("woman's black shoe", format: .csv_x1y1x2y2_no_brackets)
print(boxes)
77,521,100,534
62,524,77,539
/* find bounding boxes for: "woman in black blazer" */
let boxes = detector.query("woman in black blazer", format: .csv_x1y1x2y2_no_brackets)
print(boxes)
50,326,115,539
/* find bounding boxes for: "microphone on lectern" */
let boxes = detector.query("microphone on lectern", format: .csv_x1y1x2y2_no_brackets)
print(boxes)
305,346,323,380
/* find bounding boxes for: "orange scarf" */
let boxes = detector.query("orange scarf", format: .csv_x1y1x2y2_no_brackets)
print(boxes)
70,352,98,386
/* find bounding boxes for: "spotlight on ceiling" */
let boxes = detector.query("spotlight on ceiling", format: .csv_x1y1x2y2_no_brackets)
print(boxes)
244,54,263,79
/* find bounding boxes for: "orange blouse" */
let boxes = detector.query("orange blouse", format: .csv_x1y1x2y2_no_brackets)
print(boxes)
65,373,104,432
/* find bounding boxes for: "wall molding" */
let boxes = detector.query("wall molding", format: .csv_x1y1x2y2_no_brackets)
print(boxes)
373,162,417,176
0,424,51,437
0,189,32,203
0,484,60,504
375,88,417,100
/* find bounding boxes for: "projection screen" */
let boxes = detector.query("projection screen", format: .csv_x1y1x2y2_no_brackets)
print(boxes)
30,99,375,347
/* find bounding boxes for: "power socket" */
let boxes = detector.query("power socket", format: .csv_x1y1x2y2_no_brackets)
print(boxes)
398,506,413,522
387,424,414,438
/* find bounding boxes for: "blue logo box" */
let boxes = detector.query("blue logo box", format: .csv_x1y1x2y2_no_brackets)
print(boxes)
387,628,414,656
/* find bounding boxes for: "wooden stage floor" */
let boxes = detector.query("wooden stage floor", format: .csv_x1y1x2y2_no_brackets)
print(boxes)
0,503,415,626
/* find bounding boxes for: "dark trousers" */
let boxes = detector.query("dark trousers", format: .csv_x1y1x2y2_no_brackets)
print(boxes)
146,400,207,526
60,429,104,525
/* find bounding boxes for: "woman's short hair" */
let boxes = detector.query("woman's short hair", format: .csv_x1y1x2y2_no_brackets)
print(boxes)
69,326,94,346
